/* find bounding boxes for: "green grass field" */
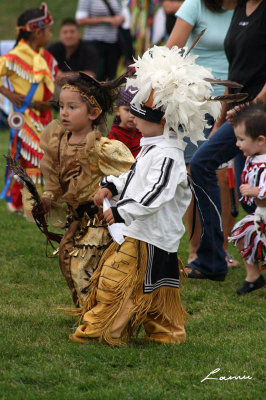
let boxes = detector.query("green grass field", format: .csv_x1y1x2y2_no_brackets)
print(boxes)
0,1,265,399
0,125,265,400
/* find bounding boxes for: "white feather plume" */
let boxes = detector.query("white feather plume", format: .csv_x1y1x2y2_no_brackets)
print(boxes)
126,46,221,145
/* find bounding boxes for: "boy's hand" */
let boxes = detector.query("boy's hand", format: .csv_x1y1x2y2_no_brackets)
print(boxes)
93,188,112,207
240,184,260,198
103,208,115,225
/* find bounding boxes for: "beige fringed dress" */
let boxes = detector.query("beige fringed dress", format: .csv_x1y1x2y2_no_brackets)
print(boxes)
40,120,134,306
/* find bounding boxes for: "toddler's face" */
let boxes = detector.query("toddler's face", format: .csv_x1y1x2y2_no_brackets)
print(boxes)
59,89,91,134
117,106,136,130
235,122,262,157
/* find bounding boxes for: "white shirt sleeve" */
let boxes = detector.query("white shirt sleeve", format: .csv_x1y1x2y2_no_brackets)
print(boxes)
75,0,90,19
117,156,187,226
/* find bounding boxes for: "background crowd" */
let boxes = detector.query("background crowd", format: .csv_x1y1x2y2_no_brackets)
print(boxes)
0,0,265,298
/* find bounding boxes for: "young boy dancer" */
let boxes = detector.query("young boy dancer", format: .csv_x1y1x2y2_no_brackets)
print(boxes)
69,45,232,346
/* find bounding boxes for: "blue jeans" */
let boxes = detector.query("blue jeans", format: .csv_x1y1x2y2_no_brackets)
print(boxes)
190,121,241,276
184,114,214,164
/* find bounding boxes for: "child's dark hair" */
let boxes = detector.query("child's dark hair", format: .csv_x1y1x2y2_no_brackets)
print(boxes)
15,8,44,46
232,102,266,139
58,72,129,127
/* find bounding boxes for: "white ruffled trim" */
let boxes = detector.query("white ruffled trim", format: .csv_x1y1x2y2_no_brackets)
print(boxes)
241,156,266,204
229,212,266,265
254,207,266,245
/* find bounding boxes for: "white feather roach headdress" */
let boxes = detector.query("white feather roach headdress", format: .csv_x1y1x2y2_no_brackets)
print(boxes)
126,45,246,146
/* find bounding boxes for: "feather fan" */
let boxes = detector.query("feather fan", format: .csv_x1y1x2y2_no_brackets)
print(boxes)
5,155,41,204
5,156,62,245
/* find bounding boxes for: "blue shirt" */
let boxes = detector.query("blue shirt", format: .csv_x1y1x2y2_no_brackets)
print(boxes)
177,0,234,96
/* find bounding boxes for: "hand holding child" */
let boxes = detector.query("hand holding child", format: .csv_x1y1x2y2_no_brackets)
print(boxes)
240,184,260,198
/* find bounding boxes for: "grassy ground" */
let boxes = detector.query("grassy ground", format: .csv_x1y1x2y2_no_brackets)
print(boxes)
0,126,265,400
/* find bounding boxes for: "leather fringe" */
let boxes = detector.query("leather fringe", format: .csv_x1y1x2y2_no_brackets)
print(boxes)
66,239,187,346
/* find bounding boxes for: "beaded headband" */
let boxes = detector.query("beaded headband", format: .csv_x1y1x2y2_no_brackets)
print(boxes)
61,84,102,111
17,3,53,33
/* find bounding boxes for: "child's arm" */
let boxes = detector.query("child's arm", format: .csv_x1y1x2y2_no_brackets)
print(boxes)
93,167,134,210
0,58,25,107
100,167,134,196
112,155,188,226
240,165,266,200
0,85,25,108
240,184,260,198
39,121,64,207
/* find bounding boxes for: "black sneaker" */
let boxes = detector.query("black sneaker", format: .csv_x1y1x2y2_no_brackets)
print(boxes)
236,275,265,295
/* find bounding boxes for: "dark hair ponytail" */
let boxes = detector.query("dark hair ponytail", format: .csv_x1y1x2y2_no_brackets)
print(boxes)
15,8,44,46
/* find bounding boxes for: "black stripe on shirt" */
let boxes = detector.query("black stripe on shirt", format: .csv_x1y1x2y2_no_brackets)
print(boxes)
140,157,174,206
119,162,137,200
141,145,155,157
100,177,118,195
117,198,136,207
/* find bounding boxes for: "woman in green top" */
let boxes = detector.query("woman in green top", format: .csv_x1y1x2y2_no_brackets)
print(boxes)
167,0,238,269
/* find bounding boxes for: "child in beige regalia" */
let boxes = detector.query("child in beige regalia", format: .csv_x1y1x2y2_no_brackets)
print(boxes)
36,72,134,307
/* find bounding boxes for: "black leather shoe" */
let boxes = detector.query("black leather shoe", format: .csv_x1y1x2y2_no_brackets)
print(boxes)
236,275,265,295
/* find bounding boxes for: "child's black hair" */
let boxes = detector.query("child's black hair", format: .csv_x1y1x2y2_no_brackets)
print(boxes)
15,8,45,46
232,102,266,139
57,72,128,127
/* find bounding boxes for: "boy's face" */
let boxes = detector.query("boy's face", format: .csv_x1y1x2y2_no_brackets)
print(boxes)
116,106,136,129
235,122,265,156
133,115,164,137
60,24,80,48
